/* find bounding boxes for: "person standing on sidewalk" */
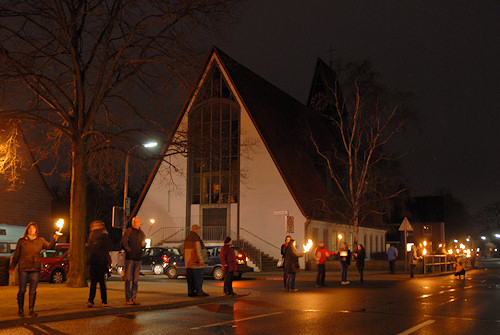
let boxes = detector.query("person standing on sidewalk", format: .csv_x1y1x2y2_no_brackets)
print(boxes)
184,225,208,297
354,244,366,283
387,244,398,274
313,241,334,287
121,216,146,305
220,236,237,296
338,242,352,285
409,244,422,278
9,221,59,317
86,220,111,308
284,239,304,292
280,236,291,290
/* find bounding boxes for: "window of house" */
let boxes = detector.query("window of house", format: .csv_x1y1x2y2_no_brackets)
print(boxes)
423,225,432,235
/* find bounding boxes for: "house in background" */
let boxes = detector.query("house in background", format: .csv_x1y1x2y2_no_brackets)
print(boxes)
134,47,387,270
0,125,54,240
387,196,446,254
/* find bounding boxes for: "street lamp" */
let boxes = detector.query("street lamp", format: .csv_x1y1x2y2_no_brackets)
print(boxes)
122,141,158,234
481,236,486,240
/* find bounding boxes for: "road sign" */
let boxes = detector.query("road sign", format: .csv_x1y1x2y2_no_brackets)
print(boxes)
398,217,413,231
125,197,131,216
274,210,288,216
286,216,294,233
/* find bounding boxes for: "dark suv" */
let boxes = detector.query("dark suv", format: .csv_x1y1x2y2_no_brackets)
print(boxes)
141,247,182,275
163,245,251,280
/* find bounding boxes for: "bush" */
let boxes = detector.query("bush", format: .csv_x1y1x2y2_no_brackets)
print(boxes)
0,257,10,286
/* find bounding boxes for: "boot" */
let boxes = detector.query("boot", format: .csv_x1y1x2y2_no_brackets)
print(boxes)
28,293,37,317
17,292,24,317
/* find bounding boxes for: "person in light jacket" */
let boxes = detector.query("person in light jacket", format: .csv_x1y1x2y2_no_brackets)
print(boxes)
184,225,208,297
409,244,422,278
220,236,237,296
9,222,59,317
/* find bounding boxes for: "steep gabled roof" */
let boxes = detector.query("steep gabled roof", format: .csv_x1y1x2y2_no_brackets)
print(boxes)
134,46,335,221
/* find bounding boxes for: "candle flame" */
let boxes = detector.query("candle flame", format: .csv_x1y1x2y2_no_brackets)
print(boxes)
423,248,427,255
56,219,64,229
303,239,313,253
448,249,453,255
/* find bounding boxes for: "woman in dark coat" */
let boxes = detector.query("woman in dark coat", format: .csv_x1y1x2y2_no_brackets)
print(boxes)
9,222,59,317
284,239,304,292
87,220,111,308
354,244,366,283
280,236,291,290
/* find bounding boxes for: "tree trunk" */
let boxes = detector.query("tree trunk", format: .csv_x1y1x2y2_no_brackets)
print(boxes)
66,140,88,287
353,208,359,246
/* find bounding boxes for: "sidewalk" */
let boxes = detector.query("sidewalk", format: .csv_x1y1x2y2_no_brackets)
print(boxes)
0,267,469,328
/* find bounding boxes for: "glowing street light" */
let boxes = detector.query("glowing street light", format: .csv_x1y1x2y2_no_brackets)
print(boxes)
481,236,486,240
495,234,500,239
453,239,458,243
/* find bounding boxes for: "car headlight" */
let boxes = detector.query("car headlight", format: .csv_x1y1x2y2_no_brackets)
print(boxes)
43,264,49,268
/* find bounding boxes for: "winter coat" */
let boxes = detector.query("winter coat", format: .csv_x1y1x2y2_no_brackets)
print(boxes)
410,247,420,265
220,244,237,273
121,227,145,261
10,236,56,272
355,248,366,268
87,228,111,268
284,244,303,274
387,246,399,261
313,247,334,265
184,231,204,269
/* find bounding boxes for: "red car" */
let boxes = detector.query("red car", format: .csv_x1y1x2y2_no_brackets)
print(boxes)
40,243,112,283
40,243,69,283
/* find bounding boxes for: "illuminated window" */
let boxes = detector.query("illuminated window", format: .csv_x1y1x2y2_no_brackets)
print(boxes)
189,66,240,205
423,225,432,235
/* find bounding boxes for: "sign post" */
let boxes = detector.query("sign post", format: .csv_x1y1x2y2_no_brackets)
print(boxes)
399,217,413,273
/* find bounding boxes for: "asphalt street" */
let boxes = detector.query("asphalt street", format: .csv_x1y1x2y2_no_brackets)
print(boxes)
0,260,498,334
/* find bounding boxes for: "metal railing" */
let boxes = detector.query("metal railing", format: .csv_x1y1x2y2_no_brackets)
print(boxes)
201,226,227,241
239,227,281,252
149,227,186,244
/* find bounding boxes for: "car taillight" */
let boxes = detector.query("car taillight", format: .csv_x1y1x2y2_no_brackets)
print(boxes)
162,255,169,263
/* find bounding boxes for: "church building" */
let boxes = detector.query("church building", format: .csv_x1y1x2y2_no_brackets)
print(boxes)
134,47,387,269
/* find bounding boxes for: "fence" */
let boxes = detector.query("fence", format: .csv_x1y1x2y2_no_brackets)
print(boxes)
422,254,455,274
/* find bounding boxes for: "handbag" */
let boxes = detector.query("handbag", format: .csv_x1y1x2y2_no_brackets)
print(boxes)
277,257,284,268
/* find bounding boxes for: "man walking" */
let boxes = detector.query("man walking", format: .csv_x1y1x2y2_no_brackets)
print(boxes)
387,244,398,274
121,216,146,305
184,225,208,297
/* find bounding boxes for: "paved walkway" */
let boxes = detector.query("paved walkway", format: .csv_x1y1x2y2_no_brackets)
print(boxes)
0,267,470,328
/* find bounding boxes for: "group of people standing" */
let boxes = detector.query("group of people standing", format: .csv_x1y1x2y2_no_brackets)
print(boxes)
280,236,367,290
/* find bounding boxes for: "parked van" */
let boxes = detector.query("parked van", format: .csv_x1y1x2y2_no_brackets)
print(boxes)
0,224,25,256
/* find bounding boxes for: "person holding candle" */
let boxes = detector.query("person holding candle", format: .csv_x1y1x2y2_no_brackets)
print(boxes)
86,220,111,308
354,244,366,283
121,216,146,305
8,221,59,317
338,242,352,285
284,239,304,292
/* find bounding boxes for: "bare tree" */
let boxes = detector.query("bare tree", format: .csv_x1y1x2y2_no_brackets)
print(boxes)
0,0,239,287
310,60,412,244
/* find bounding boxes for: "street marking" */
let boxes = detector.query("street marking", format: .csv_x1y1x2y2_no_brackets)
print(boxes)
190,311,283,330
397,320,435,335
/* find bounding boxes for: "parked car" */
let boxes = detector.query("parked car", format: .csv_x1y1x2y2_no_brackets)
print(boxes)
141,247,182,275
40,243,112,283
40,244,70,284
115,247,182,275
164,245,251,280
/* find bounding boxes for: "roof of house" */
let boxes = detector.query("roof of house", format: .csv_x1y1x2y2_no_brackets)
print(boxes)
134,46,337,222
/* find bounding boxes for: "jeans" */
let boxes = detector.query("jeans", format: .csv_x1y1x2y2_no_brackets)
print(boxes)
410,264,416,278
125,259,141,302
187,268,204,296
88,265,107,304
357,264,364,282
341,262,348,282
316,264,326,286
223,271,234,294
285,272,296,290
18,271,40,296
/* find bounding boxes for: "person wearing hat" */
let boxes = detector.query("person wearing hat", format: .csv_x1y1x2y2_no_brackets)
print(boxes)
220,236,237,296
86,220,111,308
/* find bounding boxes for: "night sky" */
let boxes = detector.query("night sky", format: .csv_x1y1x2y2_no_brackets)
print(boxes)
213,0,500,212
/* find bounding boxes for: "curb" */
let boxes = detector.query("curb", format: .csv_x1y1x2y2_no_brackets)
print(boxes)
0,293,250,329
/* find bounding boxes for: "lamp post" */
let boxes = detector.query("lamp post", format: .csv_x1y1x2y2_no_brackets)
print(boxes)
122,141,157,235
